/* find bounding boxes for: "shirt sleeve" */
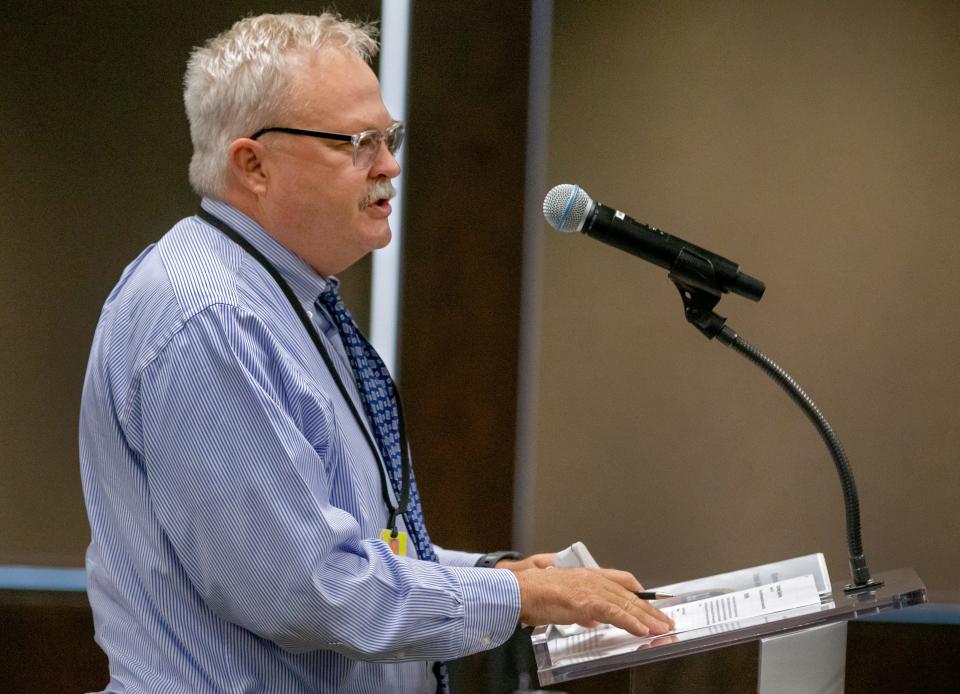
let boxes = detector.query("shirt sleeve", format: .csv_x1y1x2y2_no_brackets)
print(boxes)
134,304,520,660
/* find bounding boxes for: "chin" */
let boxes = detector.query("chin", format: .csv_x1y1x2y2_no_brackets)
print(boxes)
369,222,393,250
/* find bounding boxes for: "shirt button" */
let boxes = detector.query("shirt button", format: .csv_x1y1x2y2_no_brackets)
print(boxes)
306,310,314,319
395,649,406,658
480,635,492,647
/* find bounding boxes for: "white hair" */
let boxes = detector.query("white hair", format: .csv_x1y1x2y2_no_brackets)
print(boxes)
183,13,379,198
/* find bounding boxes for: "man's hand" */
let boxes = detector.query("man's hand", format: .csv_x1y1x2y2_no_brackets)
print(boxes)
513,567,674,638
495,553,556,572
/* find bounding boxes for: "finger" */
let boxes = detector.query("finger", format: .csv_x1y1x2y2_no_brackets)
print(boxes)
620,588,673,626
533,553,557,568
591,577,661,618
575,581,661,637
592,575,672,623
594,581,673,632
590,598,650,637
624,596,674,632
631,594,672,623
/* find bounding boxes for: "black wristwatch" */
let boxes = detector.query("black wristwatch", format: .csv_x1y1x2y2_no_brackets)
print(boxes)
475,550,523,568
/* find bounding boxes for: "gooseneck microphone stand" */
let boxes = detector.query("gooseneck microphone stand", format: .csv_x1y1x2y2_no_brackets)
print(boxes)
672,273,883,593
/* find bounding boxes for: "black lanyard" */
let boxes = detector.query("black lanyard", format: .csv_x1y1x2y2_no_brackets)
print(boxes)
197,208,410,534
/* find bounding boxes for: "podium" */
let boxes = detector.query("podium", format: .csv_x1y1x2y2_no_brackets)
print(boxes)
532,565,926,693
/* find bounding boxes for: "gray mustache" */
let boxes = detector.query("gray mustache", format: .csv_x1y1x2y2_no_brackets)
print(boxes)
363,180,396,207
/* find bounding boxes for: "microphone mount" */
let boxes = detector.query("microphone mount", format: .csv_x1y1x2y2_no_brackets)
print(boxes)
669,257,729,340
673,279,883,592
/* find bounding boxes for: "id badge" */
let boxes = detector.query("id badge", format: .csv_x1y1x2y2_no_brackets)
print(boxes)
380,528,408,556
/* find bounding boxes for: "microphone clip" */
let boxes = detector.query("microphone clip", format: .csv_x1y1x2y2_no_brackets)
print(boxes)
671,277,728,341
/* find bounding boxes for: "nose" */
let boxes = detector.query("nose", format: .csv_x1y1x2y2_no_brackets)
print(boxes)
369,139,401,179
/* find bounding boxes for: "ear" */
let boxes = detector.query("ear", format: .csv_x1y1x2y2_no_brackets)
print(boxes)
227,138,269,196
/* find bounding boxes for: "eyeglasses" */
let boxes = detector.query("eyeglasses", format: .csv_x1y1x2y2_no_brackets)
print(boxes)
250,121,405,169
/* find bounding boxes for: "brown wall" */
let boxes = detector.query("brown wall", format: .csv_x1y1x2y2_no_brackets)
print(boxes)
1,0,527,575
0,1,378,567
531,0,960,600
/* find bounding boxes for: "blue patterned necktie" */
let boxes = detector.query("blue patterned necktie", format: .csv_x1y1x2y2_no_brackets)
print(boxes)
317,281,450,693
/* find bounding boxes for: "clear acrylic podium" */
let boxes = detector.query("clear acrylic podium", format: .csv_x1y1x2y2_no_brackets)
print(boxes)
532,565,926,692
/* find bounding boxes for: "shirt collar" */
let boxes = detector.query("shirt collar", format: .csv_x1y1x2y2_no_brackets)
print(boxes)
199,197,337,306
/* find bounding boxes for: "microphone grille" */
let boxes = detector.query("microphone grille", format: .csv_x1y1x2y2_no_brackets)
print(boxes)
542,184,593,232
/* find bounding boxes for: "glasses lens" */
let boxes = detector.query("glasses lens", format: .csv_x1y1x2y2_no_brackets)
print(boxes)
386,122,405,155
353,131,380,168
352,123,404,168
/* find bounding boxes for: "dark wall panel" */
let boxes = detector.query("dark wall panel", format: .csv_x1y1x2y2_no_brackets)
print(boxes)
400,2,532,553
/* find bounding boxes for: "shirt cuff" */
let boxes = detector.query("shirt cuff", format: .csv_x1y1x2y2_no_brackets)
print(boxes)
447,566,520,653
433,545,484,567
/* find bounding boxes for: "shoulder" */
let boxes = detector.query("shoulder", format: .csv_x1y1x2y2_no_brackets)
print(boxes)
100,215,258,365
156,215,247,318
109,215,287,358
143,223,320,405
90,215,282,414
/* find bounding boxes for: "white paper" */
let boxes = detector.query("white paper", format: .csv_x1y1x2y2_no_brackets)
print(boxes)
661,574,820,634
555,541,600,569
655,553,832,598
548,544,825,640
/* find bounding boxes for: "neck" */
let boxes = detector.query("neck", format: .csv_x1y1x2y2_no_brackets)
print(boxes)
219,187,268,230
215,187,349,278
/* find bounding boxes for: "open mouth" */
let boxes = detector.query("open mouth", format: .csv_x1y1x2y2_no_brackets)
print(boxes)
363,195,393,215
365,193,393,210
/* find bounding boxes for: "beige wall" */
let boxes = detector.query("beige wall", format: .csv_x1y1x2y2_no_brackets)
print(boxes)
533,0,959,600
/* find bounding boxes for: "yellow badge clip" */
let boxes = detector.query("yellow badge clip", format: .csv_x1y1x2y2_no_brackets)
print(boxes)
380,528,408,556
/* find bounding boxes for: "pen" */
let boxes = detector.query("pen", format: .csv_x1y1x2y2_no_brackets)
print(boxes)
633,591,674,600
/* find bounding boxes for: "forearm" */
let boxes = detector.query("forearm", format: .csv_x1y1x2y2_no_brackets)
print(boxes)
217,539,520,659
304,555,521,660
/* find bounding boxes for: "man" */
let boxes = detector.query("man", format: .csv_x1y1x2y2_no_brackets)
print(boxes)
79,13,671,693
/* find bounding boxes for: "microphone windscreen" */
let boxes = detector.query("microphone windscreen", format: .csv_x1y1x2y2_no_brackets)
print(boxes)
543,184,593,232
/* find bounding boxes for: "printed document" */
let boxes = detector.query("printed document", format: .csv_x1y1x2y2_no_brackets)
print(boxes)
661,574,820,634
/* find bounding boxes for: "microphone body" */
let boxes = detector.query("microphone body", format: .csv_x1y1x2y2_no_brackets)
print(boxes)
543,184,765,301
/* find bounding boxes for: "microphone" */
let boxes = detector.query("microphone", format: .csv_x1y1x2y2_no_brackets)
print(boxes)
542,184,765,301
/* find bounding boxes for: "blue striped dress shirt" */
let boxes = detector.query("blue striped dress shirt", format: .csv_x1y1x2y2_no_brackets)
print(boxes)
79,198,521,693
